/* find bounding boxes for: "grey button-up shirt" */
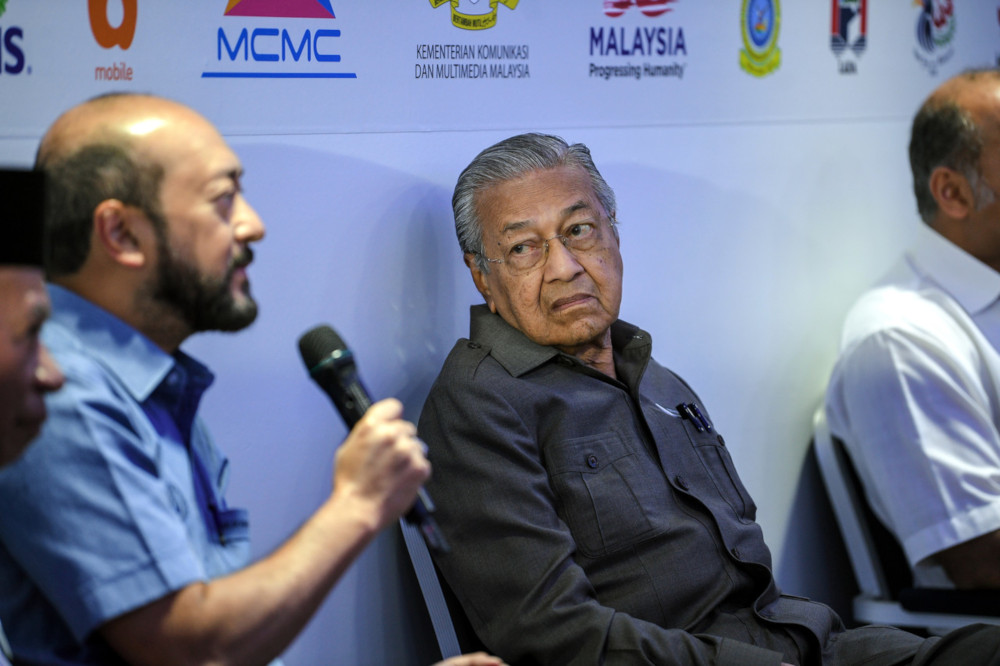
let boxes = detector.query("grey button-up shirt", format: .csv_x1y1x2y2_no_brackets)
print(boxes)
420,305,841,665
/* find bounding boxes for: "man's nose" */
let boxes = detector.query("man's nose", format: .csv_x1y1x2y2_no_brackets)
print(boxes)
543,236,585,280
233,194,266,243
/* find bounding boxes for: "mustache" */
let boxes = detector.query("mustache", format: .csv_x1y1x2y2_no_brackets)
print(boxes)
230,246,254,270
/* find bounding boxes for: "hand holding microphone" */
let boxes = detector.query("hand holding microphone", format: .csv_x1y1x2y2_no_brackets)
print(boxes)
331,398,429,529
298,325,449,553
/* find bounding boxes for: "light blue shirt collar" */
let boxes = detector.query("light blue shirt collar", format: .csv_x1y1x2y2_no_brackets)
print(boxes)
45,284,213,403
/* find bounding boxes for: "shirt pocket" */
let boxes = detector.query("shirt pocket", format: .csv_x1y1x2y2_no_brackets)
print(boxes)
692,435,758,523
546,431,667,557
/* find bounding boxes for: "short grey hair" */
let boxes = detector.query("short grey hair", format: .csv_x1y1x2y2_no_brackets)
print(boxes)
452,133,616,273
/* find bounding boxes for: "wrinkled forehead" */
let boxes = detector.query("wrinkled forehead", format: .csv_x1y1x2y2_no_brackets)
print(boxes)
476,166,602,233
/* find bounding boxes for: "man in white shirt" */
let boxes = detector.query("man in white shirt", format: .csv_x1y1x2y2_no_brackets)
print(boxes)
826,68,1000,590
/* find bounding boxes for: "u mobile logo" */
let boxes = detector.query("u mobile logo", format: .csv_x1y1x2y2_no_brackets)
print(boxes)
88,0,137,49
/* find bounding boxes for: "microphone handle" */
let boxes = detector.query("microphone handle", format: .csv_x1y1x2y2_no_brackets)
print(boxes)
323,361,449,553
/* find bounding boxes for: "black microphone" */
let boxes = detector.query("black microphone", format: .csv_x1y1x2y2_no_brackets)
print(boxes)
297,324,449,553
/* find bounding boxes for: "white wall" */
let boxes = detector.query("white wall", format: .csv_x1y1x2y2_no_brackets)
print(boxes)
1,1,997,663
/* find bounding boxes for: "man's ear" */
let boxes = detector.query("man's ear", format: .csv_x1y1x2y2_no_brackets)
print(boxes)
929,166,976,220
92,199,154,269
464,253,496,313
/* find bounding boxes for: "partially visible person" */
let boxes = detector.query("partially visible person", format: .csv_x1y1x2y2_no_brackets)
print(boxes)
419,131,1000,665
827,68,1000,590
0,168,64,467
0,94,503,666
0,167,65,666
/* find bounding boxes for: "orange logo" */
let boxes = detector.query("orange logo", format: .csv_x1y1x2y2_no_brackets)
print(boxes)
88,0,137,49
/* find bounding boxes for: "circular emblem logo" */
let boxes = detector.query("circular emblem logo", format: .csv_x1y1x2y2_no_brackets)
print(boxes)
740,0,781,77
742,0,778,57
915,0,955,54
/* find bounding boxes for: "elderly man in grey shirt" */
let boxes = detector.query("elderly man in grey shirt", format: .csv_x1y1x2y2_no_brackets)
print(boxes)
419,132,1000,665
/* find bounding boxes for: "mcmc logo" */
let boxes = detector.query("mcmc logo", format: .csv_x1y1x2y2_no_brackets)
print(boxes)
88,0,137,49
430,0,519,31
204,0,356,79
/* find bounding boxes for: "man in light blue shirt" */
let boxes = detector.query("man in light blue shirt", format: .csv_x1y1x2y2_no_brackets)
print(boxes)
0,94,451,666
0,284,253,662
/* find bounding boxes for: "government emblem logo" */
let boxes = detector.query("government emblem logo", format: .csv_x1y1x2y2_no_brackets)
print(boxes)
913,0,955,75
831,0,866,74
739,0,780,77
430,0,519,31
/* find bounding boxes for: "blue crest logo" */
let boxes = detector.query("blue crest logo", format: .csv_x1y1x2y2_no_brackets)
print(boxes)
740,0,780,77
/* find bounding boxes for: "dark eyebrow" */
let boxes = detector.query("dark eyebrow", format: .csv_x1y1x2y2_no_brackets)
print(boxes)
33,300,51,322
500,220,533,235
562,201,595,219
211,167,243,185
26,301,51,334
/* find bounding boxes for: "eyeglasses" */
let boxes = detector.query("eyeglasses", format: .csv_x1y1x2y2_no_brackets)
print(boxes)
479,218,615,276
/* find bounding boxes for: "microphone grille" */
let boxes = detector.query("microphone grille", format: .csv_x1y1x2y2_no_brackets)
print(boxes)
298,324,347,369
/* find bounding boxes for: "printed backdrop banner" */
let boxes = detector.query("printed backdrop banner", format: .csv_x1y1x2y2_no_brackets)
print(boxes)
0,1,996,135
2,1,999,664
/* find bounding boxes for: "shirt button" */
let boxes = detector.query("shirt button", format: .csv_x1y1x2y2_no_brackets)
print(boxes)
730,547,742,559
586,454,599,469
467,342,481,349
674,475,689,490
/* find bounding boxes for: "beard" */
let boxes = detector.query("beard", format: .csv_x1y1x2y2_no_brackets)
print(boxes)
150,240,259,334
